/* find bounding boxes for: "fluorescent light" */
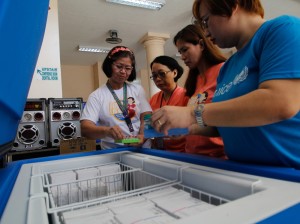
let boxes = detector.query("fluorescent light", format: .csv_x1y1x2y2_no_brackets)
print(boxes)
106,0,166,10
78,46,111,53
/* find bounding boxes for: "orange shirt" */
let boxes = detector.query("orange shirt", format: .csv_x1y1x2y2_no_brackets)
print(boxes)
185,63,226,158
150,86,189,109
150,86,189,152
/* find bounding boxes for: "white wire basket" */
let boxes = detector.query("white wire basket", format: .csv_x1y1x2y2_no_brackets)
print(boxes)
33,162,230,224
44,163,177,209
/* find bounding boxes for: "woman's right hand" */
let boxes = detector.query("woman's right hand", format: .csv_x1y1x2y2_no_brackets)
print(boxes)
107,125,125,140
151,106,196,135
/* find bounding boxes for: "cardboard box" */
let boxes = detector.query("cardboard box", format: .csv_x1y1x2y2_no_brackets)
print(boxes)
60,137,96,154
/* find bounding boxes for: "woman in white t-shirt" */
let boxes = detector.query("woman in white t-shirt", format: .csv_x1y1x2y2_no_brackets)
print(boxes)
80,46,152,149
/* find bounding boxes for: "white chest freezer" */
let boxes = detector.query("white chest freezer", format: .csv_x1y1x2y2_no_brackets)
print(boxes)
1,148,300,224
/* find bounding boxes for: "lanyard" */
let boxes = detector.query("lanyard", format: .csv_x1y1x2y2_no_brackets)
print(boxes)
106,81,134,133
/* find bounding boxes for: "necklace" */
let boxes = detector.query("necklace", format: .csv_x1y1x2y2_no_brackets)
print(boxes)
160,85,177,108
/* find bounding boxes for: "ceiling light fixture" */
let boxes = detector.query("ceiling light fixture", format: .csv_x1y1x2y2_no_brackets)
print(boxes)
78,46,111,53
106,0,166,10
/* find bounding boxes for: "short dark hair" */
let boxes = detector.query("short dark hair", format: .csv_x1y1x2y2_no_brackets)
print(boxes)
193,0,264,21
102,46,136,82
150,56,184,82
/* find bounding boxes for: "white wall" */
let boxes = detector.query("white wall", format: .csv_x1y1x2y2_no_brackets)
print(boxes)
28,0,62,98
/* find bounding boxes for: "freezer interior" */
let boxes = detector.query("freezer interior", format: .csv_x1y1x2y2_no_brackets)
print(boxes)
2,150,300,224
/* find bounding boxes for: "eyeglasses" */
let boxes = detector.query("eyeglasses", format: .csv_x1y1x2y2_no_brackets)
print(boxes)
113,63,133,73
200,14,209,30
150,70,171,80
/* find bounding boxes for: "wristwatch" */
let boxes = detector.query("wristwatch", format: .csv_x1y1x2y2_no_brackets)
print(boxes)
194,104,207,127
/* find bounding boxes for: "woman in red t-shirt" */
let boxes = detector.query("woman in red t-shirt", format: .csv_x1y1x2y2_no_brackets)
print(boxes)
149,56,189,152
174,24,227,158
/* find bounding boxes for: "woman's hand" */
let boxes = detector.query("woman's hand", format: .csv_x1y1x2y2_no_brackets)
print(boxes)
151,106,196,135
107,125,125,140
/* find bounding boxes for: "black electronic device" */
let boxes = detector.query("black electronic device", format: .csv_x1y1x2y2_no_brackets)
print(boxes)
48,98,82,147
12,98,48,151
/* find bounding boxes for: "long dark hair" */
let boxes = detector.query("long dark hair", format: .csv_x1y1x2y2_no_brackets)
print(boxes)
174,24,226,97
102,46,136,81
150,56,184,82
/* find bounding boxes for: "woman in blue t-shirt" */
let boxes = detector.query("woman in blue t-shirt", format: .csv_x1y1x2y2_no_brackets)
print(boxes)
151,0,300,169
